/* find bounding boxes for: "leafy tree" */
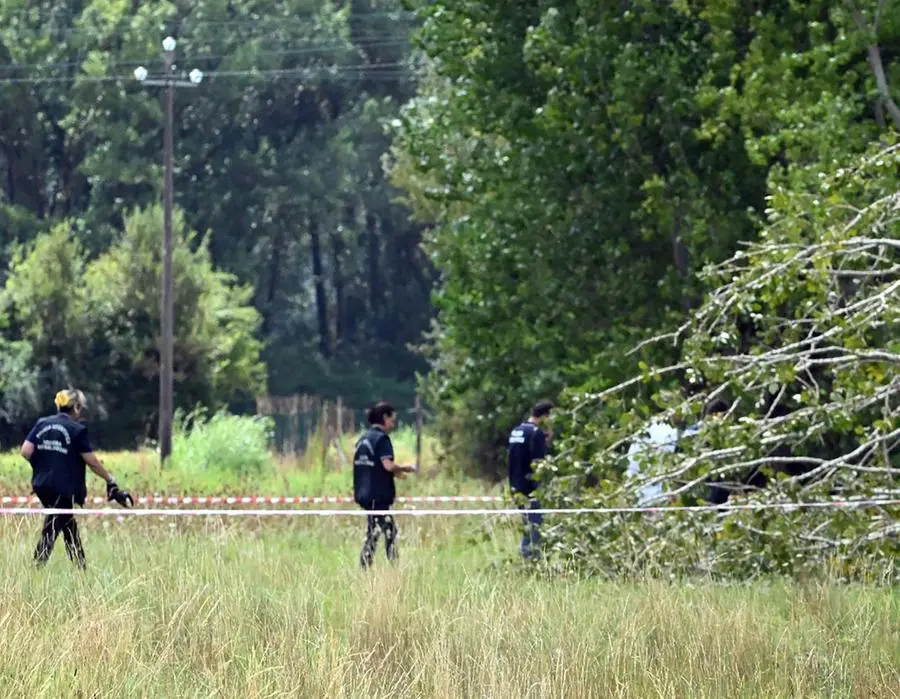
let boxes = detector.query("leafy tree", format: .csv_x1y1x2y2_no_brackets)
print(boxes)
391,0,900,476
0,204,41,282
0,336,39,438
3,222,85,350
1,205,266,446
82,204,267,442
391,0,768,475
0,222,90,394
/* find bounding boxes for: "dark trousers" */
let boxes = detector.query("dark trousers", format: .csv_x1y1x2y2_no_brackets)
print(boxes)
33,488,85,568
519,498,543,560
360,503,397,570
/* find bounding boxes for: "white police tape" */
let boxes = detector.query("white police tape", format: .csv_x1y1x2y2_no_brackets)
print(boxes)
0,494,504,506
0,498,896,518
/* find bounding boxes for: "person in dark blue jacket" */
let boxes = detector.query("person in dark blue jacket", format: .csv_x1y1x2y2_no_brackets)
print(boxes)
353,401,416,569
20,389,133,569
508,401,554,559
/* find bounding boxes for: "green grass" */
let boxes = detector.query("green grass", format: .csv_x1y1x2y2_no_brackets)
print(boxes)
0,427,499,498
0,515,896,698
2,435,897,696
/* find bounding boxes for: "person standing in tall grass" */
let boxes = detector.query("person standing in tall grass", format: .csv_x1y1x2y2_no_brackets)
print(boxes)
353,401,417,569
19,389,134,569
508,401,554,560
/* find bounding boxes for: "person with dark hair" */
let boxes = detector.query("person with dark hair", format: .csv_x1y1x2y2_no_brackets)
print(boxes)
507,401,554,559
703,399,730,419
19,389,133,569
353,401,417,569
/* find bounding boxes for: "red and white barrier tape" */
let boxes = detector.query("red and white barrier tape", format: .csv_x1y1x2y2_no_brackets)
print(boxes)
0,499,896,518
0,494,504,506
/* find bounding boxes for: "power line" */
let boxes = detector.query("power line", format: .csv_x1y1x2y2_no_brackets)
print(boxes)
0,11,418,43
213,63,411,78
4,8,416,24
0,9,416,25
0,63,417,86
180,13,417,27
0,38,413,74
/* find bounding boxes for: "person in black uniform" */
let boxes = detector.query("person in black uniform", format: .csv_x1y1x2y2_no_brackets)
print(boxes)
353,401,416,570
508,401,554,560
19,389,134,568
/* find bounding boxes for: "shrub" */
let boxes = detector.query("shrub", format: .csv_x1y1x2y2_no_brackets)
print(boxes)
170,409,274,478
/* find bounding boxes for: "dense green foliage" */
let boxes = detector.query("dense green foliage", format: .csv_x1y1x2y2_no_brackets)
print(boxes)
1,205,265,445
0,0,430,445
391,0,900,476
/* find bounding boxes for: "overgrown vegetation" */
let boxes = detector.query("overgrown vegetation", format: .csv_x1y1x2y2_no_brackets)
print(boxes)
391,0,900,480
536,144,899,582
0,206,266,447
170,409,275,478
0,519,896,697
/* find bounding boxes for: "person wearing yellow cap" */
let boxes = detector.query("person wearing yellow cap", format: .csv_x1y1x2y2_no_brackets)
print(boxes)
19,388,133,569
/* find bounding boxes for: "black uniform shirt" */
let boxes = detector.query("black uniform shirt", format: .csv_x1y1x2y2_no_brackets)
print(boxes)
507,422,547,497
353,426,396,508
26,413,93,505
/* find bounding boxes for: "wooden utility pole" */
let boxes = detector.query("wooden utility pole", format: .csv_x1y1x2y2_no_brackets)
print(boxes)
134,38,203,465
159,42,175,463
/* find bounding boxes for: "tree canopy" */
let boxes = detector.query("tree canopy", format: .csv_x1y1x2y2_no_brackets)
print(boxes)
0,0,430,444
1,205,266,445
390,0,900,477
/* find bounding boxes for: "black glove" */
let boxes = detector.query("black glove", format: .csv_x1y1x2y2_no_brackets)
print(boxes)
107,481,134,508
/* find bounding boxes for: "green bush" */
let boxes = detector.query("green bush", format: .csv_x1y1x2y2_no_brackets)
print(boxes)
169,410,274,478
0,206,267,448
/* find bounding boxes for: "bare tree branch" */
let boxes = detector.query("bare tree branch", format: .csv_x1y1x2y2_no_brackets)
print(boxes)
847,0,900,129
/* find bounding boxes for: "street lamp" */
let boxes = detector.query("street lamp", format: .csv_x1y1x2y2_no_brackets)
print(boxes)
134,36,203,465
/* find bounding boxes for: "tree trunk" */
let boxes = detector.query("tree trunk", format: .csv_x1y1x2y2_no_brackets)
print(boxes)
366,211,382,327
849,1,900,129
672,235,689,279
310,218,331,358
2,152,12,204
261,231,282,337
672,215,696,313
331,228,346,351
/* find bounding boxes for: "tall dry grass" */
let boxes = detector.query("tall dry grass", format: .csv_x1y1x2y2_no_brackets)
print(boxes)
0,515,895,698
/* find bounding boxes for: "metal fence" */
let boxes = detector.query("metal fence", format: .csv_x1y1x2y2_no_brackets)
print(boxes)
255,394,426,465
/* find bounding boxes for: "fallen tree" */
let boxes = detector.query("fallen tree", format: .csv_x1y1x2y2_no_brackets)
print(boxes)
537,144,900,582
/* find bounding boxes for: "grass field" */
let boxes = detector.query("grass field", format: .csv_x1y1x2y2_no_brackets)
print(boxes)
0,513,897,698
1,426,897,697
